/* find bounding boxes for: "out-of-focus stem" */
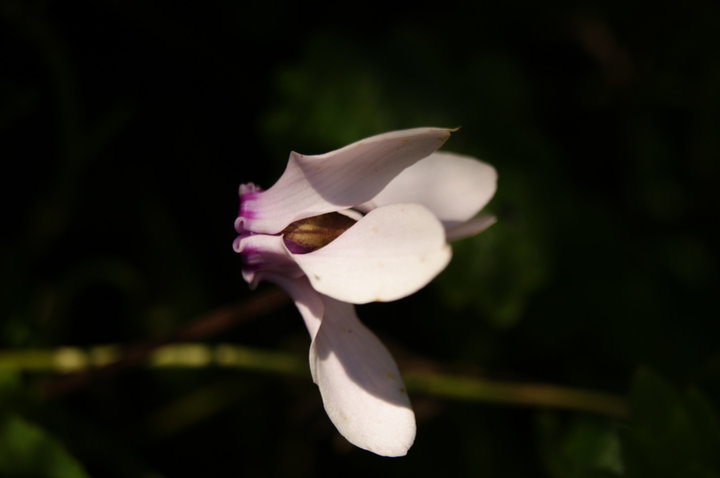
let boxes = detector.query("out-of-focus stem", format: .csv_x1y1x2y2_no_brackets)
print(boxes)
403,370,628,418
0,343,627,418
37,288,290,397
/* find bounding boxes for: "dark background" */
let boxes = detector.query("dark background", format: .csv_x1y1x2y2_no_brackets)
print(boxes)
1,1,719,477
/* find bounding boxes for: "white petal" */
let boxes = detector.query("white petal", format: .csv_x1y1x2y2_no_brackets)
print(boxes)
233,233,301,287
243,128,454,233
336,208,364,221
310,297,415,456
289,204,452,304
359,151,497,229
445,214,497,241
267,275,324,342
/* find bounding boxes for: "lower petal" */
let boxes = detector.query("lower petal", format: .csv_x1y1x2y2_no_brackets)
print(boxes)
256,275,416,456
266,275,324,343
310,297,416,456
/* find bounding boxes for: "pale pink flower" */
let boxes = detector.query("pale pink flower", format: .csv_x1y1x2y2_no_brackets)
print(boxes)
234,128,496,456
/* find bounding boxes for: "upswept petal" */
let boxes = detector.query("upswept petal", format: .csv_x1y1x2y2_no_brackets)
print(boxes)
288,203,451,304
358,151,497,229
242,128,454,233
310,297,415,457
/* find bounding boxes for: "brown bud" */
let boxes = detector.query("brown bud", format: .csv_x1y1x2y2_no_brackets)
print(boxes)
282,212,357,253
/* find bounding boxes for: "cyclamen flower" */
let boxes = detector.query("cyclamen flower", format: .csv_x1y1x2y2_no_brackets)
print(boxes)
233,128,496,456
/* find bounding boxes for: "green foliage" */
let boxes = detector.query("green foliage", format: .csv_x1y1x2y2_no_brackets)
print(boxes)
437,208,549,328
537,413,624,478
261,37,397,160
623,368,720,478
536,370,720,478
0,415,90,478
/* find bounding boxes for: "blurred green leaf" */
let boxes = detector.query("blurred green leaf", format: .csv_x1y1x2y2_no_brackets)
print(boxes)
537,413,624,478
0,414,90,478
623,368,720,478
686,389,720,470
0,369,21,391
436,205,548,328
260,35,397,164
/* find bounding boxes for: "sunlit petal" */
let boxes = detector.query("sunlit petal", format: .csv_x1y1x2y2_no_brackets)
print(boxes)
289,204,451,304
310,297,415,456
241,128,454,233
267,275,324,341
232,233,300,287
446,214,497,241
359,151,497,229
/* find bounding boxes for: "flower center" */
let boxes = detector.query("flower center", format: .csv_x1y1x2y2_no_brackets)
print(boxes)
282,212,357,254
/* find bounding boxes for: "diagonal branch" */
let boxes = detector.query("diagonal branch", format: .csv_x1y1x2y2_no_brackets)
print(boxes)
38,287,290,398
2,342,627,419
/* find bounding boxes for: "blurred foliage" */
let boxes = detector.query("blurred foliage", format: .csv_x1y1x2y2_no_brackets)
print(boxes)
0,414,90,478
537,413,624,478
623,368,720,478
1,0,719,476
